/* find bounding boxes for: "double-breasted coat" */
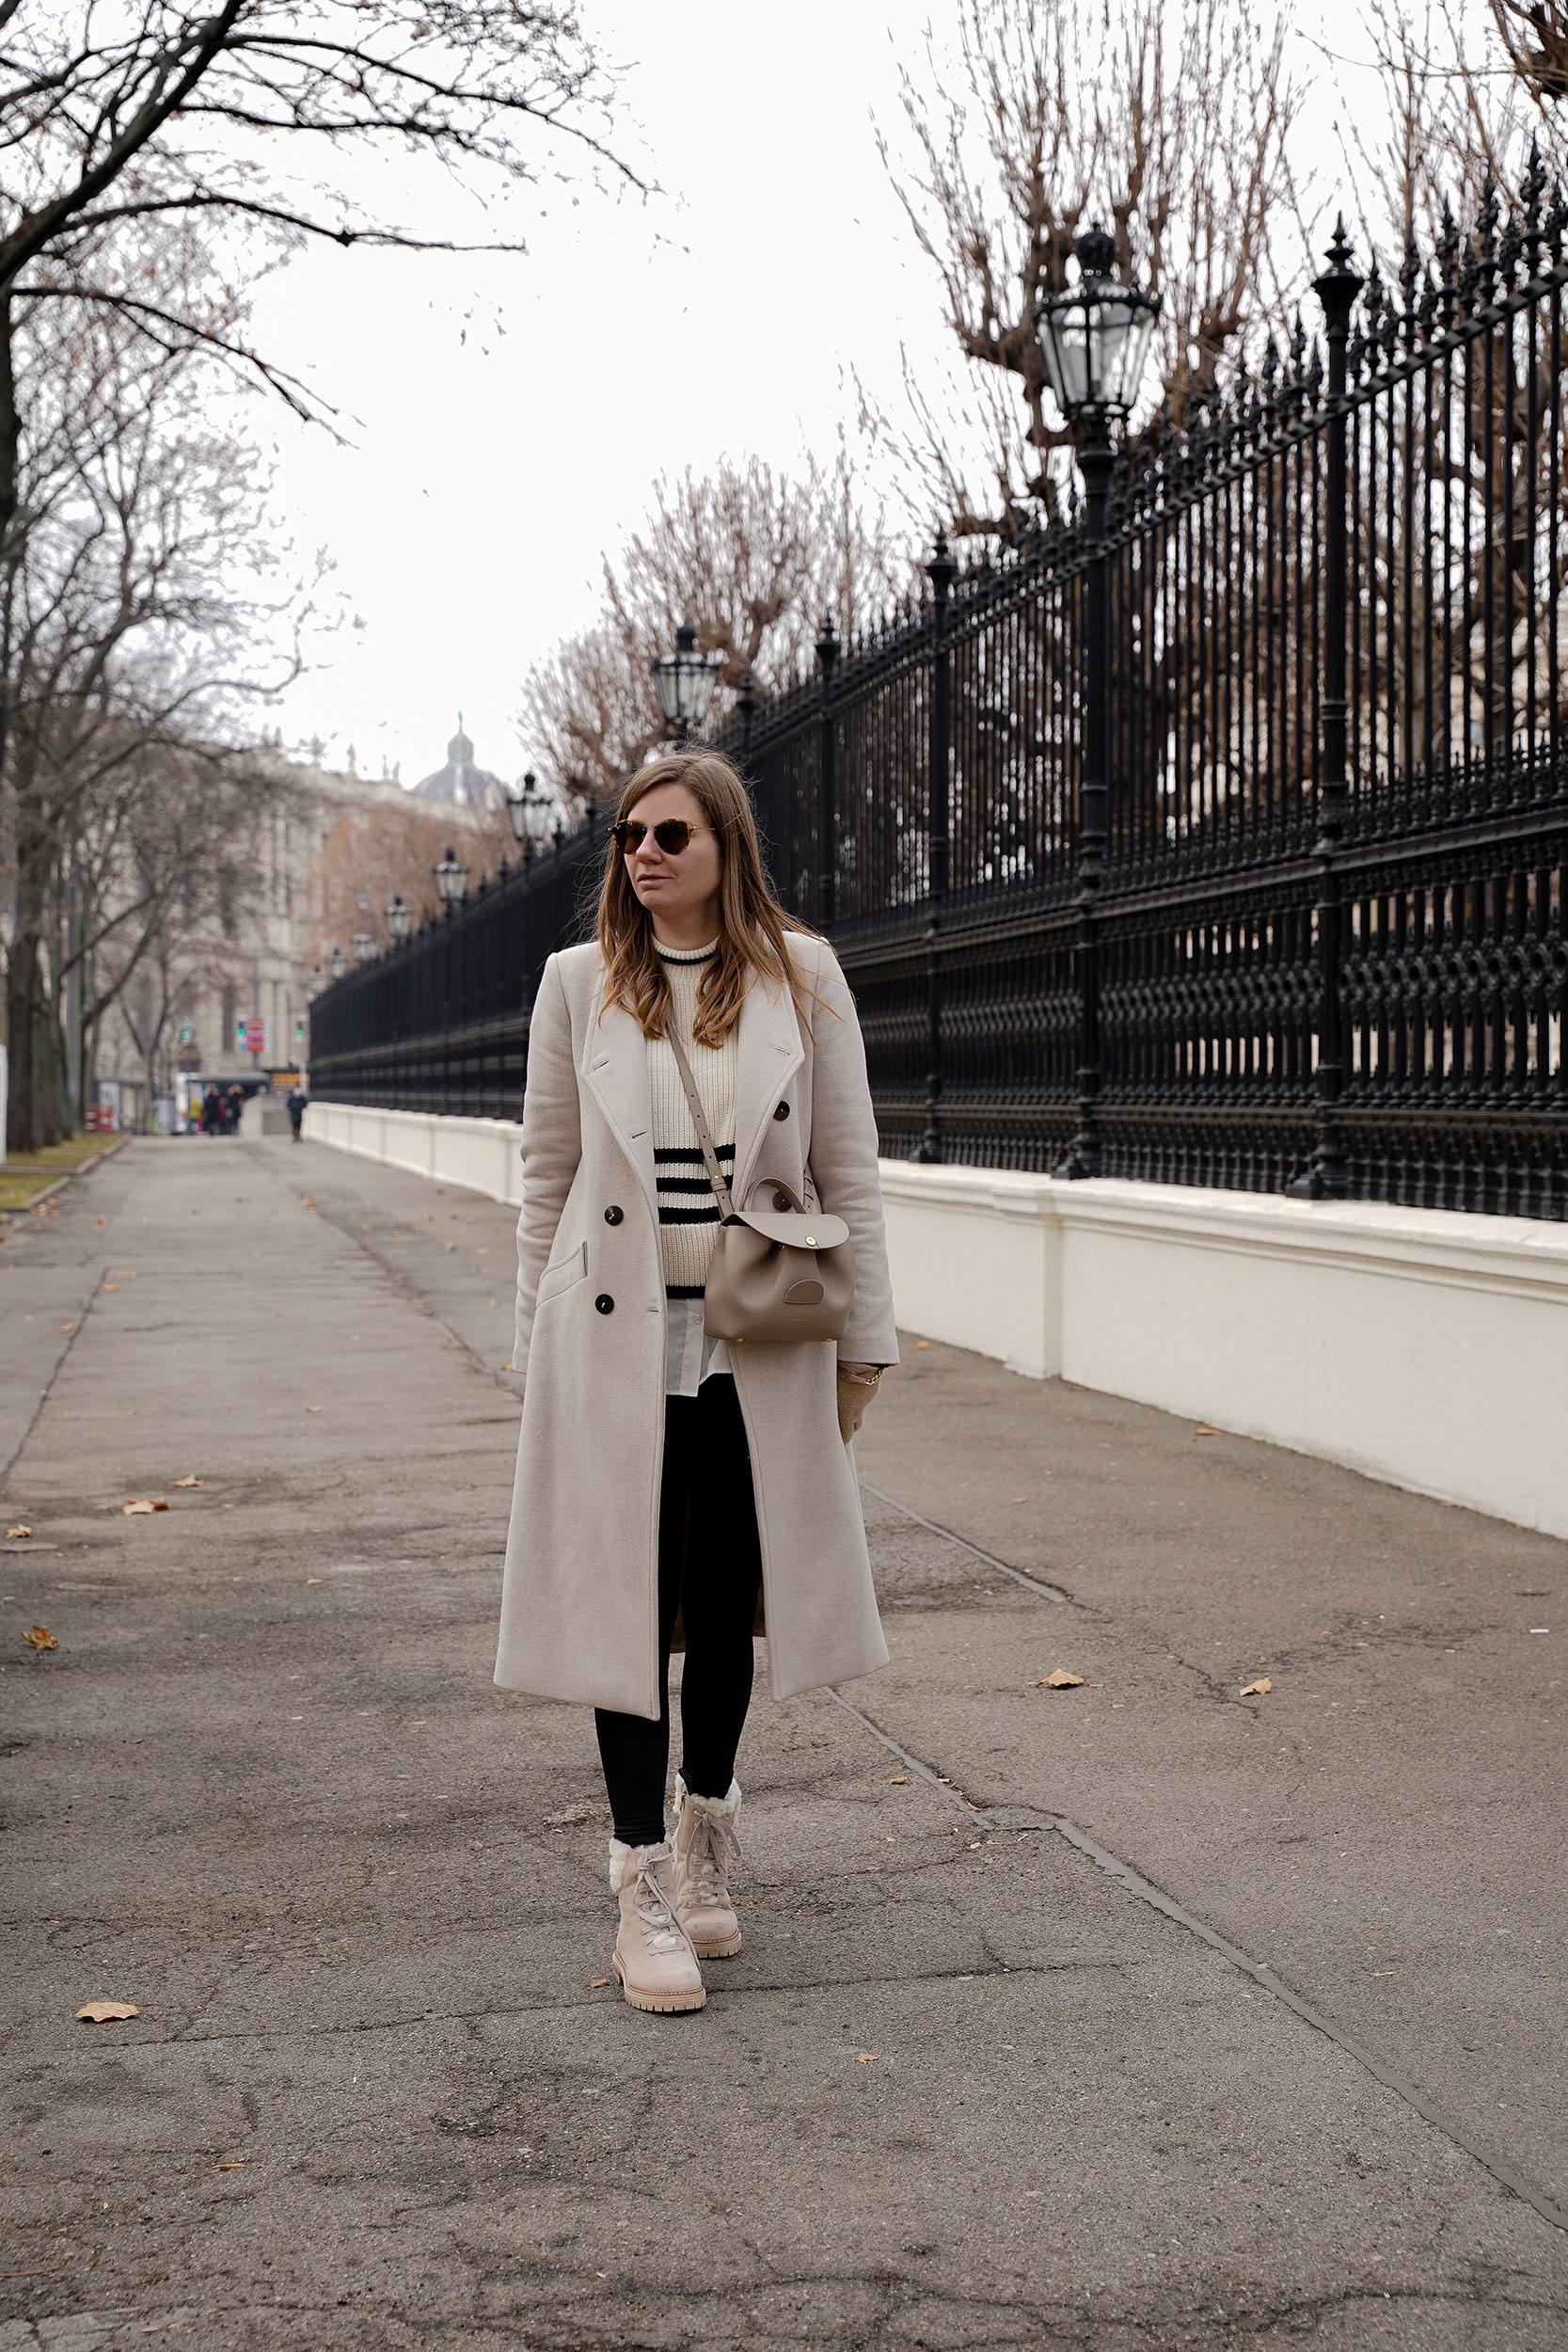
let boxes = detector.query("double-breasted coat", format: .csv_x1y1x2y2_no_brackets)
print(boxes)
494,932,898,1720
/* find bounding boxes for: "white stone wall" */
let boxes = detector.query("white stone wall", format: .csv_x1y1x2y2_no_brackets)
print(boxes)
303,1102,1568,1538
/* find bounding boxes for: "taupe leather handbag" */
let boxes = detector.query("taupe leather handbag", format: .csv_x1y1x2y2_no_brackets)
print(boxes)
667,1029,855,1344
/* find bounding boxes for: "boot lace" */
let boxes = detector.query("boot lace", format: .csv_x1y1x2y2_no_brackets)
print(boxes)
632,1846,697,1961
684,1809,741,1911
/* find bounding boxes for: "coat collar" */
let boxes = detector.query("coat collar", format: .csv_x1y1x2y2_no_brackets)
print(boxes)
579,960,804,1222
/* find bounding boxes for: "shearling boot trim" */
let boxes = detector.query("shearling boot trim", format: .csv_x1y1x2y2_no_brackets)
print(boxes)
673,1773,740,1822
609,1836,638,1895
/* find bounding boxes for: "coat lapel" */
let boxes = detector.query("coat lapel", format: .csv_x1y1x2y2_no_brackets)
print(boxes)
734,966,805,1204
580,988,659,1224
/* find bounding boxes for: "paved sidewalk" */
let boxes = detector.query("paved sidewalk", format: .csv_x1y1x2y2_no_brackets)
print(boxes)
1,1135,1564,2351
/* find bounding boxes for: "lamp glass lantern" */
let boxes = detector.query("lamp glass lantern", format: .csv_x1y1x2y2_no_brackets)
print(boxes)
1036,226,1160,424
650,622,721,735
434,845,468,903
386,894,412,940
507,770,554,847
327,947,347,981
351,930,376,963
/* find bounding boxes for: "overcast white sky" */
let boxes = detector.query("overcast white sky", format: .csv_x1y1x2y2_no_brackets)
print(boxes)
250,1,1373,789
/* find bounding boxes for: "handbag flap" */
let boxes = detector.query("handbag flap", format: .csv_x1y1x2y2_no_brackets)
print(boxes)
728,1206,849,1248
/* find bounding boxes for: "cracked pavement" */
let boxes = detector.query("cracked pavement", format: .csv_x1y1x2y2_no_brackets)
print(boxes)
0,1135,1563,2350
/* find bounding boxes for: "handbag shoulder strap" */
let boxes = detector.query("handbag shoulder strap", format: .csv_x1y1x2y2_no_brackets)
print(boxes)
665,1024,736,1222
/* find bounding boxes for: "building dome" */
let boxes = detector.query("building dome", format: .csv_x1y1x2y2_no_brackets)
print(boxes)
412,714,506,808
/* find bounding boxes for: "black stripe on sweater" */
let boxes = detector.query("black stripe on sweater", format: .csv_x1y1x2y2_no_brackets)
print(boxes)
657,1203,721,1225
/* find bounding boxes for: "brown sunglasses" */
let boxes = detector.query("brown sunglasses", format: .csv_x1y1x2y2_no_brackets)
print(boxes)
610,818,709,855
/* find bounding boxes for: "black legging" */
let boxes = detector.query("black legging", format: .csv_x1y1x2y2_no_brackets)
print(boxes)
595,1374,763,1848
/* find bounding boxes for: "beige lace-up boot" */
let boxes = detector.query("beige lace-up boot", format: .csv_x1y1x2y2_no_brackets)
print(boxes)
671,1775,742,1958
609,1838,706,2013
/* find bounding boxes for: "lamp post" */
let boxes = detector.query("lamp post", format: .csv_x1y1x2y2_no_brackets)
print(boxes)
308,964,324,1000
506,770,555,861
651,622,721,743
386,894,412,941
434,845,468,914
351,931,375,964
1035,224,1159,1179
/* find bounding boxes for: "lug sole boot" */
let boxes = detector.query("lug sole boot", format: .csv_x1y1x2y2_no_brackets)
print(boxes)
671,1774,742,1958
609,1838,706,2014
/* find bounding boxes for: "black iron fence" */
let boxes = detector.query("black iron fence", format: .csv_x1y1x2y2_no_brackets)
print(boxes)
312,192,1568,1219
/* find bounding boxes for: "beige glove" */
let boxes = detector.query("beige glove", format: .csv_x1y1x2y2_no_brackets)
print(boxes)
836,1361,883,1444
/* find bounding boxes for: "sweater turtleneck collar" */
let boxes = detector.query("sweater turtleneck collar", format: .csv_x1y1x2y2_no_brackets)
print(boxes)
655,938,718,964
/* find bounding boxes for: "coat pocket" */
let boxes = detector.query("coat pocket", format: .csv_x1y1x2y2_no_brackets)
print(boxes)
535,1241,587,1307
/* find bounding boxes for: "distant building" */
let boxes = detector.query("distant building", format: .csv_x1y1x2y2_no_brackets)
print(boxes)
92,725,503,1127
411,717,508,810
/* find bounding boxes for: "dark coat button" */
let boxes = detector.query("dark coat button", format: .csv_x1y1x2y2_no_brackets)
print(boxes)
594,1294,615,1315
604,1204,624,1225
773,1101,790,1120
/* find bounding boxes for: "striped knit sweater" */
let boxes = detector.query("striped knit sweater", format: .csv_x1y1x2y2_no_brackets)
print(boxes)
649,943,736,1298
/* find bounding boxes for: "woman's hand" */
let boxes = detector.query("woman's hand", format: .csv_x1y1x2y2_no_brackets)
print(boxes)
836,1361,882,1444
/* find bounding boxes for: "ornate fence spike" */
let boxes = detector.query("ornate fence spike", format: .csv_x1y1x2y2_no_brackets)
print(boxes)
1544,178,1567,262
1437,204,1461,324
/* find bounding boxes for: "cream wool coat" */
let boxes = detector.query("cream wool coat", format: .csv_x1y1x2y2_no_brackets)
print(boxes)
494,932,899,1720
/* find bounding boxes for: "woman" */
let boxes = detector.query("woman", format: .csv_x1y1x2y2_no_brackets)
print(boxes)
495,748,896,2016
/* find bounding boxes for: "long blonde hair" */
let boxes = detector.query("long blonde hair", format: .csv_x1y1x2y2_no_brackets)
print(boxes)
595,750,816,1046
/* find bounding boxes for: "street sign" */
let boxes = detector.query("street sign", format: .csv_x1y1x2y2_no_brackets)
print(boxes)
243,1018,265,1056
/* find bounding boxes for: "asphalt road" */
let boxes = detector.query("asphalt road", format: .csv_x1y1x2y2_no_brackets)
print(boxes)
1,1135,1563,2351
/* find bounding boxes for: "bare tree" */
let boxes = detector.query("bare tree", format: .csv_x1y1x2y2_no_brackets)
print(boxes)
519,451,908,803
2,263,301,1149
1492,0,1568,105
1334,2,1559,247
874,0,1310,540
0,3,633,561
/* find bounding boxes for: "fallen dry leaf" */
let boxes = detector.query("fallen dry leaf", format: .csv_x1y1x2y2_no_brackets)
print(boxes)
889,1775,908,1786
8,1525,31,1540
1240,1677,1273,1697
856,2052,878,2063
23,1625,56,1651
76,2000,138,2022
305,1406,322,1414
56,1323,74,1333
444,1241,457,1251
589,1978,610,1989
1036,1670,1085,1690
172,1475,202,1489
1196,1424,1221,1437
915,1340,930,1350
103,1283,119,1293
94,1215,107,1226
208,2160,246,2172
122,1499,169,1515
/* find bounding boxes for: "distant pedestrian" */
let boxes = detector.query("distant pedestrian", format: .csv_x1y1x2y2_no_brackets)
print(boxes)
202,1086,222,1136
495,749,896,2017
286,1085,307,1143
224,1084,244,1133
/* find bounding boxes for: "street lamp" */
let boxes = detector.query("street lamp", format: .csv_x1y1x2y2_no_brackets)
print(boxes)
386,893,412,940
308,964,324,999
351,930,376,963
1035,225,1160,430
434,845,468,911
507,770,554,855
327,946,347,982
651,622,721,741
1033,226,1158,1184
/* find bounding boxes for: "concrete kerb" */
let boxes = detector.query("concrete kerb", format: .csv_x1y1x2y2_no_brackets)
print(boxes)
0,1135,128,1219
